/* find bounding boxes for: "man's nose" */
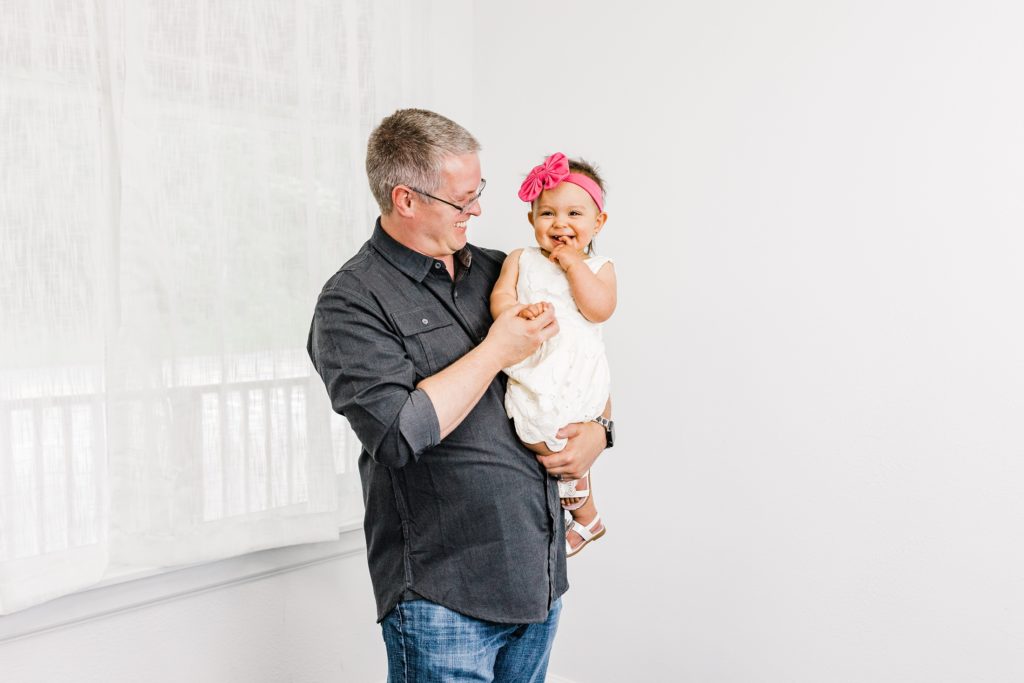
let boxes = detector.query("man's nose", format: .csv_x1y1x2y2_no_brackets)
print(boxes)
466,199,482,217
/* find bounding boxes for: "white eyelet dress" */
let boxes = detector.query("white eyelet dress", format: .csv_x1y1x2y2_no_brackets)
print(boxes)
503,246,613,452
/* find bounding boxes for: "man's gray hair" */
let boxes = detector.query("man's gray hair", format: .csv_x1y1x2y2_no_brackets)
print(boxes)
366,109,481,215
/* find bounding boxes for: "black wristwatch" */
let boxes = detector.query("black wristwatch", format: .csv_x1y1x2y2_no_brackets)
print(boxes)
592,416,615,449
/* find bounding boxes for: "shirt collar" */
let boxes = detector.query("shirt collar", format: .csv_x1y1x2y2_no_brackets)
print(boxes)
370,218,472,282
456,244,473,271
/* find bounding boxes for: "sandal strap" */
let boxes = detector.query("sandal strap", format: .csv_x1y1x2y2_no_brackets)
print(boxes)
567,514,602,542
557,470,591,498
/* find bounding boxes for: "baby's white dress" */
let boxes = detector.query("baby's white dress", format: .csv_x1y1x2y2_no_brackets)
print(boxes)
504,246,612,452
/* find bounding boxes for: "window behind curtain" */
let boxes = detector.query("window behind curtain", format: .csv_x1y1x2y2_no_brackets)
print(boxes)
0,0,434,615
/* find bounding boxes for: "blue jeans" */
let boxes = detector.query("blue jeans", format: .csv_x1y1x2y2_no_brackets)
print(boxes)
380,598,562,682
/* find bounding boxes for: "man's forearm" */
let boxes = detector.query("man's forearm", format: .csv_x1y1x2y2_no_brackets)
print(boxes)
417,339,505,439
420,304,558,440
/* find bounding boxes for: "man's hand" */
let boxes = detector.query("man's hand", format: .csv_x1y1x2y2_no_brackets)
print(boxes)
482,302,558,368
536,421,605,480
517,302,549,320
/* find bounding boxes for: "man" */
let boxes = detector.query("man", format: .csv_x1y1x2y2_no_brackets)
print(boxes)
307,109,609,681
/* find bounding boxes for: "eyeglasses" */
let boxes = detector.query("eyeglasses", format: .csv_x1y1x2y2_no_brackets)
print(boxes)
408,179,486,215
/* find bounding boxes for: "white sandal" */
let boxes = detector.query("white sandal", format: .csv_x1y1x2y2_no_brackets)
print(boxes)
558,470,591,511
566,514,605,558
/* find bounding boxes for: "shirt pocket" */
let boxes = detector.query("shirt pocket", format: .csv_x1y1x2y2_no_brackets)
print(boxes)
391,305,454,377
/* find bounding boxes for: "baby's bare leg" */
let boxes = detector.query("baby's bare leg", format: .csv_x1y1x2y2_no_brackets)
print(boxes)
523,440,554,456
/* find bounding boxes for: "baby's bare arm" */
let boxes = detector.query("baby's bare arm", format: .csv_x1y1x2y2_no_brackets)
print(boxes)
490,249,523,319
566,260,617,323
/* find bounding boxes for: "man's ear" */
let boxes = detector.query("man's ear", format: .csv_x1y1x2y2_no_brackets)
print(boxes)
392,186,416,218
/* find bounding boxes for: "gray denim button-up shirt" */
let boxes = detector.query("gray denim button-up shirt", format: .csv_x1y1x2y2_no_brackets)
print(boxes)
308,220,567,624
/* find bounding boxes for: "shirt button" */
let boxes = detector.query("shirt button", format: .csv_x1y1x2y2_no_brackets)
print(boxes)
454,291,459,298
433,262,442,269
422,318,429,325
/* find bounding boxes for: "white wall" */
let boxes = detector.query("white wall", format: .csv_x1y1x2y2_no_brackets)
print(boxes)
5,3,1024,681
474,2,1024,681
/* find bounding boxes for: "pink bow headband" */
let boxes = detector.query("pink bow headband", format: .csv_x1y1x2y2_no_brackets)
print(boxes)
517,152,604,212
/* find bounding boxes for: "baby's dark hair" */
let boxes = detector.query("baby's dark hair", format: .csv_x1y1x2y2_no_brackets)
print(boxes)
567,157,606,202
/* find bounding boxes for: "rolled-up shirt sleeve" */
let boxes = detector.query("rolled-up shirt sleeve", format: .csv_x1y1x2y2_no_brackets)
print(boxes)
307,284,440,468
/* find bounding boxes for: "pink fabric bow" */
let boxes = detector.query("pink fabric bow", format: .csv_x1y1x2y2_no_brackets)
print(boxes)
517,152,570,203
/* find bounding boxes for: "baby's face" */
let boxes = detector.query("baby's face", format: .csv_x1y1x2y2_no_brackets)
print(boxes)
528,182,606,255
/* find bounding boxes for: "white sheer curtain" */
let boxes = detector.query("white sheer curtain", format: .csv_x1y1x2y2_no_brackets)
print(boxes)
0,0,439,615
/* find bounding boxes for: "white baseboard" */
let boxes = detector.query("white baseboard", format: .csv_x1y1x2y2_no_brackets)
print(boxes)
0,526,366,645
